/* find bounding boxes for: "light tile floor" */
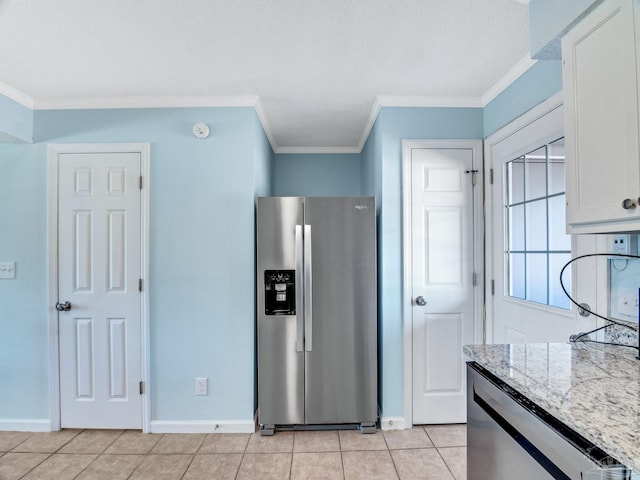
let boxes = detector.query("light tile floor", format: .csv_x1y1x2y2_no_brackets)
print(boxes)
0,424,466,480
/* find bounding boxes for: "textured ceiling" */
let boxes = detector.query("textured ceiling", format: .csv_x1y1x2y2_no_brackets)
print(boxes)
0,0,530,151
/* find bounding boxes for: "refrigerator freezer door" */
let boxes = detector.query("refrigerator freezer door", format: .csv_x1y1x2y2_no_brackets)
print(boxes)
303,197,377,424
257,197,305,426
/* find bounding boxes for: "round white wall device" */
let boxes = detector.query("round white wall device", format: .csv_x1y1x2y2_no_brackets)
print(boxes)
193,123,210,139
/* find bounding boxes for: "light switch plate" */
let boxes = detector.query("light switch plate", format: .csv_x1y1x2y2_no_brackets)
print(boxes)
0,262,16,279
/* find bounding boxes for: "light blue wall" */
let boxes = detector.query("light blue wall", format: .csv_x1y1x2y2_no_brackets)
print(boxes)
369,107,484,417
0,94,33,143
1,106,272,424
0,144,49,419
483,60,563,138
273,153,361,196
530,0,603,59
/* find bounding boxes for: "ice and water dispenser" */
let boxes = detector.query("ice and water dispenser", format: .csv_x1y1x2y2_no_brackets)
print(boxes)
264,270,295,315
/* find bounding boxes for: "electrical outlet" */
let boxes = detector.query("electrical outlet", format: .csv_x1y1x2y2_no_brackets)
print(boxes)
195,377,208,396
612,235,638,255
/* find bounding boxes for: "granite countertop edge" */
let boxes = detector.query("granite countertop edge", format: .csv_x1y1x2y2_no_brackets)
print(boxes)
464,342,640,473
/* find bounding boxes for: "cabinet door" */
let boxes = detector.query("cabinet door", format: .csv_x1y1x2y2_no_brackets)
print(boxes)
563,0,640,232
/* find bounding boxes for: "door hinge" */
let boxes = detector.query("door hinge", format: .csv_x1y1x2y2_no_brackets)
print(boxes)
491,280,495,295
472,272,477,286
139,176,143,190
139,381,144,395
138,279,143,292
465,169,479,186
489,169,494,185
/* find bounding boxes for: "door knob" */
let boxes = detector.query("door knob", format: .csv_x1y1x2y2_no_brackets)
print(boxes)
55,301,71,312
415,296,427,306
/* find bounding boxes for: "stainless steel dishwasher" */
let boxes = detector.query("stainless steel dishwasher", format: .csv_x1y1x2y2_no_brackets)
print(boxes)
467,362,633,480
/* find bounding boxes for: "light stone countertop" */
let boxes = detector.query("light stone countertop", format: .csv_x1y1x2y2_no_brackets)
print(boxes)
464,342,640,472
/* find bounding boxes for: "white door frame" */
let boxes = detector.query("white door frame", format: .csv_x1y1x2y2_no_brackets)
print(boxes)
47,143,151,432
401,139,484,428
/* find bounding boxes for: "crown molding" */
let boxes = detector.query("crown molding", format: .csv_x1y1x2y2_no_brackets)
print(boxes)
355,95,483,152
275,146,361,154
32,95,261,110
2,53,538,154
376,95,483,108
253,97,277,153
480,54,537,106
0,81,34,108
31,94,279,152
356,96,384,152
31,94,281,152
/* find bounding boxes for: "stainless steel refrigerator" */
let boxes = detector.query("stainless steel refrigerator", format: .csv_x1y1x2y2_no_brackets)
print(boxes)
256,196,377,435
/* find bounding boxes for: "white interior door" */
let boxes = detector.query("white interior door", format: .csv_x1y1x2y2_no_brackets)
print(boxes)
486,99,598,344
409,142,481,424
58,151,142,429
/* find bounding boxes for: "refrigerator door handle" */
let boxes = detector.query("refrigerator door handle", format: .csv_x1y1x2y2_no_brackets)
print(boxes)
304,224,313,352
295,225,304,352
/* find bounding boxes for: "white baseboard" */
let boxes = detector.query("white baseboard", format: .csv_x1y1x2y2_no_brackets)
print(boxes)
150,420,256,434
380,417,407,430
0,419,52,432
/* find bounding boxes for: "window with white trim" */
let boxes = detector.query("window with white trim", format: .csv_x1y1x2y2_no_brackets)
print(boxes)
504,137,571,309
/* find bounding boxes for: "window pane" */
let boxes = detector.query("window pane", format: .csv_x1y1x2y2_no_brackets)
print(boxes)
548,161,565,196
507,158,524,205
549,253,571,309
525,199,547,251
548,138,565,196
549,194,570,251
508,204,525,251
526,253,548,304
548,137,565,157
525,146,547,200
504,137,569,310
509,253,525,299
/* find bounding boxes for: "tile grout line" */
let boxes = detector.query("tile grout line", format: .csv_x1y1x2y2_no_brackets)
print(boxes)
289,432,295,480
123,453,143,480
16,452,54,480
10,433,36,454
69,428,128,479
338,430,345,480
177,433,206,480
424,425,466,480
233,431,251,480
55,428,84,453
381,429,402,480
435,446,458,480
16,428,85,480
436,444,466,480
124,432,165,480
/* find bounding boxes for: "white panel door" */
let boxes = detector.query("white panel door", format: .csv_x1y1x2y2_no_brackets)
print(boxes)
58,152,142,429
486,101,598,345
411,146,478,424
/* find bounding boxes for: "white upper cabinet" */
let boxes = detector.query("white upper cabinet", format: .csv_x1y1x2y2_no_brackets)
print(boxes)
563,0,640,233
